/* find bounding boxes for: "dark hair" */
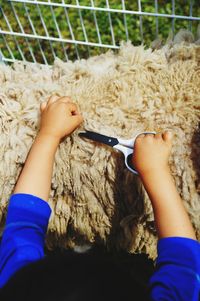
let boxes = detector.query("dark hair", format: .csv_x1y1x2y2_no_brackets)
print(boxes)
0,246,153,301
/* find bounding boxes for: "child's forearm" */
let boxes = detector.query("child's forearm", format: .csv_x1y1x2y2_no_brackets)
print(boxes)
13,133,59,201
140,168,196,240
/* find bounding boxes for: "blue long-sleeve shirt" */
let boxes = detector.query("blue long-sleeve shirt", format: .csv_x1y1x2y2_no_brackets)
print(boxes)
0,193,200,300
0,193,51,288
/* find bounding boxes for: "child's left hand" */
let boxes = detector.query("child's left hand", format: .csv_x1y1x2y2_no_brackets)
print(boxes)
39,95,83,141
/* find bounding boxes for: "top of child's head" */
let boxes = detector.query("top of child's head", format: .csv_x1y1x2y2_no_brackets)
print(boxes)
0,249,150,301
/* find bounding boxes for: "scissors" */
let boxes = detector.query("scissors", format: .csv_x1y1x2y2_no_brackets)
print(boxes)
78,130,156,175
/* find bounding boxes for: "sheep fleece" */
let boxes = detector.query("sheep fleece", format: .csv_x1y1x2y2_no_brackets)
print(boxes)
0,42,199,259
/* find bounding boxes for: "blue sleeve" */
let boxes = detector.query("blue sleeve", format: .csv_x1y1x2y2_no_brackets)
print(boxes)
0,193,51,288
149,237,200,301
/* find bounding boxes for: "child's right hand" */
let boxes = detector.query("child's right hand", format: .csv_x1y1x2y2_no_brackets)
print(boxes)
132,131,173,176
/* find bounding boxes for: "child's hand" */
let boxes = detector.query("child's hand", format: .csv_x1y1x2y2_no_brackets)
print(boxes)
39,95,83,141
132,131,173,176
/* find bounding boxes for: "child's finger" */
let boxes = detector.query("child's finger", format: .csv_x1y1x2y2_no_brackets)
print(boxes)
145,133,156,138
155,133,162,140
57,96,71,104
65,102,80,115
40,101,47,112
162,131,173,143
47,95,60,106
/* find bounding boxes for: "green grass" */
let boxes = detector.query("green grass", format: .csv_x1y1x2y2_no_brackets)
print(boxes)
0,0,199,64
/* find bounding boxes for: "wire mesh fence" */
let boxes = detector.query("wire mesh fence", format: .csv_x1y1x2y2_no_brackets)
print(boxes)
0,0,200,65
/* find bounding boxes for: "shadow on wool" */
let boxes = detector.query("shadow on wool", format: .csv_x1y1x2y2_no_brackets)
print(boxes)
191,123,200,197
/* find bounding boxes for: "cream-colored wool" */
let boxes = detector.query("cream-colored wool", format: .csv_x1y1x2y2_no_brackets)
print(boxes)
0,35,199,259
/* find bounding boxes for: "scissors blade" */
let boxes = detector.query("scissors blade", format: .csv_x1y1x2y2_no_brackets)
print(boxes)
79,130,119,147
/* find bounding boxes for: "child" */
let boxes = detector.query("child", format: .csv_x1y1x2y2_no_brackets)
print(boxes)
0,95,199,301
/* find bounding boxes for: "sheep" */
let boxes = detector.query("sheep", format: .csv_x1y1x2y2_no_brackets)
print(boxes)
0,30,199,259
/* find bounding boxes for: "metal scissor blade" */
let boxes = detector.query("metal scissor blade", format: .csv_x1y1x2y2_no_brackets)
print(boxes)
79,130,119,147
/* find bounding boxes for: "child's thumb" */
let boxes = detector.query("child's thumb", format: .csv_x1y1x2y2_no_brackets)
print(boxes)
163,131,173,143
72,114,84,127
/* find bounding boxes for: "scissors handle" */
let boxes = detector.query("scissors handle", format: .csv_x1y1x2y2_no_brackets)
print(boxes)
113,144,138,174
